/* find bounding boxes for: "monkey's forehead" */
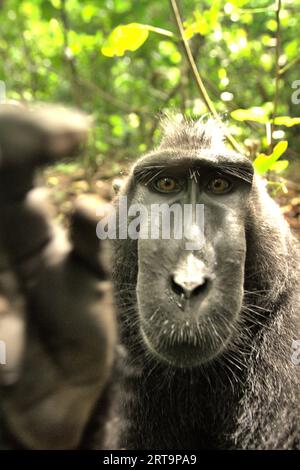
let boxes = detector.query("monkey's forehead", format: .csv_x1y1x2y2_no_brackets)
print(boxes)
132,148,253,174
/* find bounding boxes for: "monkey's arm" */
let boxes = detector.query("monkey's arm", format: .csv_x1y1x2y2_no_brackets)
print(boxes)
0,104,116,449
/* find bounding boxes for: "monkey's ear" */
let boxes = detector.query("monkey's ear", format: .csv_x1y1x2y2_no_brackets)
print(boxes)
112,178,124,195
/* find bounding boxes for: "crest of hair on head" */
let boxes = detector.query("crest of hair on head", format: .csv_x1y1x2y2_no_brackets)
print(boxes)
158,113,227,152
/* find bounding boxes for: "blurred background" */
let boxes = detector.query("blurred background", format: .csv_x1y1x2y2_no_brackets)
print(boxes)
0,0,299,234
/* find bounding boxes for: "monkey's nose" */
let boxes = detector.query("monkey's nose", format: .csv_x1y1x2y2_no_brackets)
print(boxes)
170,254,211,300
170,272,209,300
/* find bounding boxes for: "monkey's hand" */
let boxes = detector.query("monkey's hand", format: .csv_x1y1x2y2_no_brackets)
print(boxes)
0,104,116,449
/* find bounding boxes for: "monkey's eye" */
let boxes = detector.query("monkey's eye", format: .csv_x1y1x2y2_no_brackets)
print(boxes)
207,177,232,195
152,177,183,193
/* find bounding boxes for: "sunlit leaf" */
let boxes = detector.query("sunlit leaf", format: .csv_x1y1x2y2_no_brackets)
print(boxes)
101,23,173,58
231,107,269,123
50,0,61,8
183,10,210,39
273,116,300,127
114,0,131,14
269,160,289,173
208,1,221,29
81,5,97,22
101,23,149,57
230,0,250,6
266,19,277,32
158,41,181,64
253,141,288,175
109,114,126,136
271,140,289,159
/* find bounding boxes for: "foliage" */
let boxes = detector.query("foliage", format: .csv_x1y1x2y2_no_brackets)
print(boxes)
101,23,173,57
253,140,288,174
0,0,300,181
101,23,150,57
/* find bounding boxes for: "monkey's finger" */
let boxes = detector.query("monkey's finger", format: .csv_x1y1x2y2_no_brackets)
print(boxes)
0,255,26,386
0,188,54,274
1,190,116,382
0,103,91,167
0,103,91,201
70,194,113,278
0,321,108,449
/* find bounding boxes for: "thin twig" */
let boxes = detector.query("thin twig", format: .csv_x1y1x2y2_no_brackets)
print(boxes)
279,53,300,76
169,0,245,154
60,0,81,106
79,78,151,115
271,0,282,149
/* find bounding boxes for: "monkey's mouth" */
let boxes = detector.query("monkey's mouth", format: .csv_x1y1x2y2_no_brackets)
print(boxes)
140,317,233,368
137,276,243,368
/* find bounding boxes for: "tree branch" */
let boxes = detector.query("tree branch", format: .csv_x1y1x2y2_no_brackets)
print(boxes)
279,53,300,76
271,0,282,149
60,0,81,106
169,0,245,154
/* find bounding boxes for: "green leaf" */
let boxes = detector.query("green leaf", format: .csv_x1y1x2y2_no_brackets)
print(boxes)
253,141,288,175
273,116,300,127
267,181,288,195
208,1,221,29
231,107,269,124
81,5,97,23
230,0,250,6
269,160,289,173
101,23,173,57
271,140,288,159
183,11,209,39
158,41,181,64
101,23,149,57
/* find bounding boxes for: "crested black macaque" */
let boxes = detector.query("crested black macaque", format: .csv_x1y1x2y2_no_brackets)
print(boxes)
0,106,299,450
103,117,300,450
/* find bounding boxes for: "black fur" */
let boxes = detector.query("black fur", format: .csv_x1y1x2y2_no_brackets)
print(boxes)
89,117,300,450
1,110,299,450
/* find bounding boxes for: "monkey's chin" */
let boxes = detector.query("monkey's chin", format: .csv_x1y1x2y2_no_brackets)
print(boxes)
140,325,229,369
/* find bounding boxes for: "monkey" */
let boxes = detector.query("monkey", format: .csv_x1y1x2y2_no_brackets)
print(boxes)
0,107,299,450
87,116,299,450
0,104,116,449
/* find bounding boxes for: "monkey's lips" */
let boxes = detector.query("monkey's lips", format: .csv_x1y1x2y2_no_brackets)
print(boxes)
140,315,233,368
137,278,243,368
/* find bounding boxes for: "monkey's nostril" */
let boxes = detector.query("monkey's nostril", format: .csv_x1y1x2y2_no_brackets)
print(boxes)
170,275,209,300
171,276,185,297
192,281,208,297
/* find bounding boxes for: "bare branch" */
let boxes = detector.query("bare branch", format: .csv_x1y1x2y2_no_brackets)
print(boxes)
271,0,282,149
169,0,245,154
